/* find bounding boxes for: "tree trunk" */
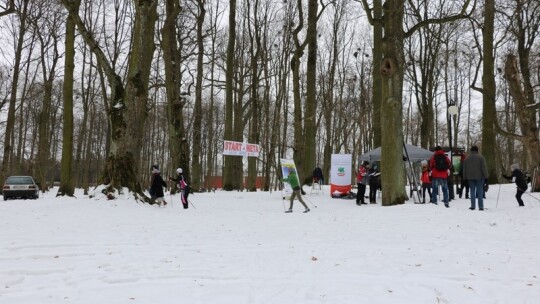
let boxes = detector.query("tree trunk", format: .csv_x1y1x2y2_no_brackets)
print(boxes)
1,0,29,184
223,0,237,191
62,0,158,199
481,0,497,183
380,0,407,206
372,0,383,148
192,0,206,192
161,0,189,192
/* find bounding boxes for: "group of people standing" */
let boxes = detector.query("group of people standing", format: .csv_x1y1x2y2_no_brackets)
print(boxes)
419,145,528,210
355,160,380,205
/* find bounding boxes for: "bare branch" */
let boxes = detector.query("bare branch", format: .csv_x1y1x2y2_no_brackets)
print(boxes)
404,0,476,39
0,0,15,18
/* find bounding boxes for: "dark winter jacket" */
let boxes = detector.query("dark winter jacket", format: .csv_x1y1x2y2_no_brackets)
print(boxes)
503,169,528,191
463,151,489,181
429,150,451,179
149,173,167,198
313,167,324,181
170,174,188,189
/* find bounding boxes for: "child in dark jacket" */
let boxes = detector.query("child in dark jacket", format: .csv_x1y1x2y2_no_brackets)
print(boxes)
502,164,528,207
149,165,167,205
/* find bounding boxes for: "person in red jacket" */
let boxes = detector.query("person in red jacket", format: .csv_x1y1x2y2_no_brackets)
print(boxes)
429,146,451,207
420,163,432,204
356,161,370,205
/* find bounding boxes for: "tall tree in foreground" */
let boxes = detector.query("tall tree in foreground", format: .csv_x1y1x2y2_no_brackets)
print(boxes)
191,0,206,192
161,0,190,189
57,0,81,197
361,0,473,205
223,0,237,190
481,0,497,183
0,0,30,184
61,0,158,199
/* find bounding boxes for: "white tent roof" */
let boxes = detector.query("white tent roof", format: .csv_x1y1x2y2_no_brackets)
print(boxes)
358,144,433,162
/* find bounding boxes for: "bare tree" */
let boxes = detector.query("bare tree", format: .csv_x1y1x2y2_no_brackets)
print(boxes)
360,0,473,205
57,0,80,197
0,0,15,17
60,0,159,200
0,0,30,184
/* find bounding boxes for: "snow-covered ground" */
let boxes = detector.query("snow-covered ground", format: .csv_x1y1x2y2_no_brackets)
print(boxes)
1,184,539,304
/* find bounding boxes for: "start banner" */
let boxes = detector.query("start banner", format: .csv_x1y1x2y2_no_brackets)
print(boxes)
330,154,352,196
223,140,260,157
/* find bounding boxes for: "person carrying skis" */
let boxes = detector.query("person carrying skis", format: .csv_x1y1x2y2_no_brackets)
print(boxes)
282,169,310,213
170,168,190,209
502,164,528,207
149,164,167,205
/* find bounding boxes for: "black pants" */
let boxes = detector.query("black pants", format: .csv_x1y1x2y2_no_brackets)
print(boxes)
516,189,525,206
181,185,190,208
369,184,378,203
357,183,366,203
422,183,432,203
459,179,469,198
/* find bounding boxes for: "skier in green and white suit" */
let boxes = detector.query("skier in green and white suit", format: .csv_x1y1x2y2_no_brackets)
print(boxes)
282,169,310,213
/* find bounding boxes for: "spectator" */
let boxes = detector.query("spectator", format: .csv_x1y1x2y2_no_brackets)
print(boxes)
462,145,489,211
429,146,451,207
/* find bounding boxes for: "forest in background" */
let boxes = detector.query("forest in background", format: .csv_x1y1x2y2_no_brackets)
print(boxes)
0,0,538,202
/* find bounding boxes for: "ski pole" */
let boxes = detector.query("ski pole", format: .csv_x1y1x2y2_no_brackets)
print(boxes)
188,198,197,209
524,192,540,202
496,184,502,208
303,196,318,208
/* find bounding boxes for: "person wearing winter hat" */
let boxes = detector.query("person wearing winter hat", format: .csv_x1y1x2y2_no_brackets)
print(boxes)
462,145,489,210
502,164,528,207
169,167,190,209
149,165,167,205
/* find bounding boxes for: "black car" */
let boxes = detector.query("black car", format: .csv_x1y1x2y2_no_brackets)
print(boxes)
2,176,40,200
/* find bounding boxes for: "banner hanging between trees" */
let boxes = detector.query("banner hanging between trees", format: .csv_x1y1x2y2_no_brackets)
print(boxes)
223,140,260,157
330,154,352,197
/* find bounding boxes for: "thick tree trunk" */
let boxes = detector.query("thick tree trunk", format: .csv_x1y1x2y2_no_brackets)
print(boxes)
372,0,383,148
223,0,237,191
380,0,407,206
192,0,206,192
161,0,186,185
62,0,158,199
302,0,318,184
503,55,540,182
482,0,497,183
1,0,29,184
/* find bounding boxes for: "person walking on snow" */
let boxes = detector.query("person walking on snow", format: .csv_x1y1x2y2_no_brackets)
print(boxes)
463,145,489,211
502,164,528,207
170,168,190,209
356,161,370,206
429,146,451,207
149,164,167,205
282,169,310,213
